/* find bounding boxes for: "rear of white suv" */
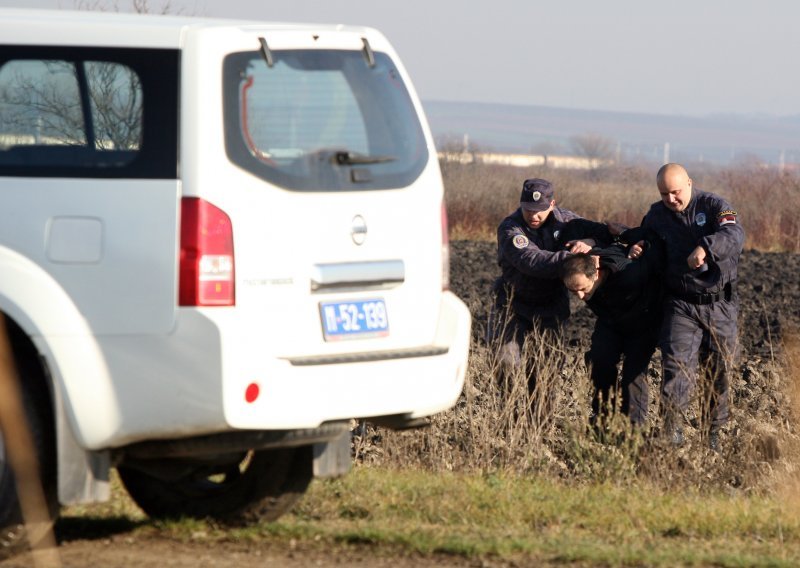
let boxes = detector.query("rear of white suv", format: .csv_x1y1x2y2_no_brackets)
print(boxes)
0,9,470,549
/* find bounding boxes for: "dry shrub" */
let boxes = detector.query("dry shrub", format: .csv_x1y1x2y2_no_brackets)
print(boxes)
444,161,800,253
715,168,800,252
772,331,800,505
783,331,800,424
356,322,592,476
355,325,800,493
443,162,656,242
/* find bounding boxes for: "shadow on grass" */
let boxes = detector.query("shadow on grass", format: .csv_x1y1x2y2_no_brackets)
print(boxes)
54,516,149,543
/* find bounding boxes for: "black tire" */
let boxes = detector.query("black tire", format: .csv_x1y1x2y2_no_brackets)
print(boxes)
118,445,313,524
0,350,58,559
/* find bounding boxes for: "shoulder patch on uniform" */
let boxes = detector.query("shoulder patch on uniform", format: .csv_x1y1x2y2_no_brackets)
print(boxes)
512,234,529,249
718,209,737,226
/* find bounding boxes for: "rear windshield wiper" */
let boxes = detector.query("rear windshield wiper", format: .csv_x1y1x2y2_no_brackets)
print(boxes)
332,151,395,165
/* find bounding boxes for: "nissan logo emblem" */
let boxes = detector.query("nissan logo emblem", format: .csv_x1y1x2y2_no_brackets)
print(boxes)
351,215,367,245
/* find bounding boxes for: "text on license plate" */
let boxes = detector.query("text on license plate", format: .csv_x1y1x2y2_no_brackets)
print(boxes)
319,299,389,341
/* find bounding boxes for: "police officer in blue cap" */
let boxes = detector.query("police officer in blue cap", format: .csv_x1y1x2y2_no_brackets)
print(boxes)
490,178,609,387
630,163,744,450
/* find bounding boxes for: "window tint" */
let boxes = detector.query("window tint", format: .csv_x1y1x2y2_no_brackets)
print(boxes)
0,46,178,178
85,61,143,151
245,61,370,156
0,60,87,147
224,49,428,191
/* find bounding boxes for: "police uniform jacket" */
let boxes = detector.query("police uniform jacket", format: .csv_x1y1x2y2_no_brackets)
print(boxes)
586,242,665,333
636,189,743,301
494,206,580,320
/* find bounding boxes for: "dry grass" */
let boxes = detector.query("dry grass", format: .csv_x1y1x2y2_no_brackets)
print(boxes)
349,161,800,521
772,331,800,511
356,320,800,497
444,161,800,252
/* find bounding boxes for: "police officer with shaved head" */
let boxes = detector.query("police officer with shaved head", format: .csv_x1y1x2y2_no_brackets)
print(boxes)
631,163,744,450
490,178,609,389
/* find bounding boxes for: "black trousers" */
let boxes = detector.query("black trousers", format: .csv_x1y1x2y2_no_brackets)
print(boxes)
587,319,659,426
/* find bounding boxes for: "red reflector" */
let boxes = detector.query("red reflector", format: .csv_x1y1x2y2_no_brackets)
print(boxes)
245,383,260,403
179,197,235,306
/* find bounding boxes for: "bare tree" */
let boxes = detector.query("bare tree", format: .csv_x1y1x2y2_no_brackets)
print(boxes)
86,62,143,149
71,0,179,14
1,61,86,146
530,141,565,156
570,133,615,168
0,1,189,151
1,60,142,150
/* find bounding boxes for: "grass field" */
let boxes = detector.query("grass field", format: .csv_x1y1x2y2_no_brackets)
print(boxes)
54,162,800,566
60,467,800,567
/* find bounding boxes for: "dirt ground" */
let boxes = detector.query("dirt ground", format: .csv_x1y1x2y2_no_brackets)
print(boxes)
3,240,798,568
450,241,800,356
2,537,494,568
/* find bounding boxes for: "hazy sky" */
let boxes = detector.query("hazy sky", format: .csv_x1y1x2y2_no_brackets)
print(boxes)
3,0,799,117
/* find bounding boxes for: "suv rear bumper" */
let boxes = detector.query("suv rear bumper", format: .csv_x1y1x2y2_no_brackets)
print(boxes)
59,291,470,450
225,291,470,430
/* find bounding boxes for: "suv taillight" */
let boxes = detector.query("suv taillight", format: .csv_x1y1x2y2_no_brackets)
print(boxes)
179,197,235,306
441,201,450,291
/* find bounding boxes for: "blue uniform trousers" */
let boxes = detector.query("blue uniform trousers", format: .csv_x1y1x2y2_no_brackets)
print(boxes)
660,296,738,430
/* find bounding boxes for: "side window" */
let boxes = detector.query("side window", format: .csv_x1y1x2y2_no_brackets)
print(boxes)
86,61,143,152
0,47,178,179
0,60,141,166
0,60,87,147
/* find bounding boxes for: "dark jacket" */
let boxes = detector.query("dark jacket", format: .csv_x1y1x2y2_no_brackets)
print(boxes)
632,189,744,299
494,208,608,320
586,241,665,332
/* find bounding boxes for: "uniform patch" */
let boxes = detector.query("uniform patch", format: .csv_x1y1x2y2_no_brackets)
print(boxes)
532,190,542,201
553,229,561,240
718,209,737,226
696,212,706,226
512,234,529,249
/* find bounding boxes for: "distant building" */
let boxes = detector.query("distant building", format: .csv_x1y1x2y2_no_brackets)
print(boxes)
438,150,612,170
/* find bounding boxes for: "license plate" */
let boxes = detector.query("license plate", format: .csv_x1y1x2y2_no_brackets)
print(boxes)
319,299,389,341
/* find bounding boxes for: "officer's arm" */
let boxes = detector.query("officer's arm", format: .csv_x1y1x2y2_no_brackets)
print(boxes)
642,234,667,275
559,209,583,223
559,219,614,247
500,229,569,279
621,226,664,261
701,203,745,262
619,214,650,244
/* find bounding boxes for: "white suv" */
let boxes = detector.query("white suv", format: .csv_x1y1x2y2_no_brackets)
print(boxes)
0,8,470,544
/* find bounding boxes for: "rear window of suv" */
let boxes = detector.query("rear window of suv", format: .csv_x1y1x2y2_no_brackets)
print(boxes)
223,49,428,191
